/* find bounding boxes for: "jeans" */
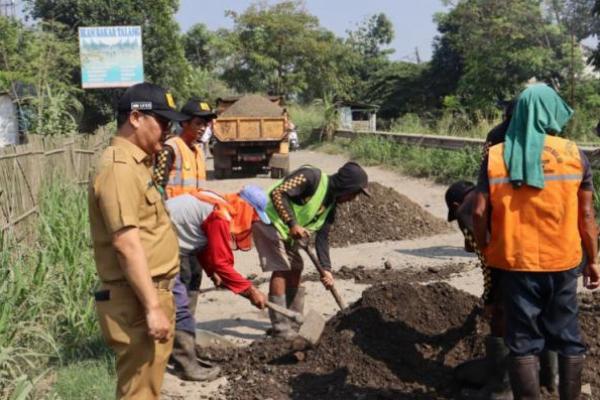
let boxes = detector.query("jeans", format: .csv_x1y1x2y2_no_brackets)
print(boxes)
173,274,195,333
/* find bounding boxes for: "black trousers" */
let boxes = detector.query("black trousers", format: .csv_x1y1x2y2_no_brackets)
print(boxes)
179,252,202,293
502,265,585,357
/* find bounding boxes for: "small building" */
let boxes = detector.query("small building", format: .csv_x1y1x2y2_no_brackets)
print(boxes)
0,91,18,147
337,101,378,132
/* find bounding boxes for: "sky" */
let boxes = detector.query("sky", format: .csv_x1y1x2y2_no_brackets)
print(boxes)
175,0,450,62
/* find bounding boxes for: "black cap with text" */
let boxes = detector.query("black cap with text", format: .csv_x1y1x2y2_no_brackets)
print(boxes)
117,82,188,121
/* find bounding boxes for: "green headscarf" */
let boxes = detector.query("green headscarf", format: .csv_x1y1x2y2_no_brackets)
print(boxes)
503,84,574,189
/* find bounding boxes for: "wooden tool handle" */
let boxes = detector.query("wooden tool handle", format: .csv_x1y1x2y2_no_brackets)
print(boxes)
300,241,347,310
265,301,303,324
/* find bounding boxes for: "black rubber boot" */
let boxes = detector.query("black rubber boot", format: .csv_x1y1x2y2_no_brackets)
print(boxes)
558,354,584,400
539,350,558,393
463,336,513,399
171,331,221,381
455,357,490,387
508,355,541,400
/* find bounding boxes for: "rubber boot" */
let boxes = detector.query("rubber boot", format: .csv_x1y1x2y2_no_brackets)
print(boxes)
455,357,489,387
455,335,504,387
508,355,541,400
464,337,513,399
188,290,199,318
539,350,558,393
558,354,584,400
286,287,305,331
268,294,297,339
171,331,221,381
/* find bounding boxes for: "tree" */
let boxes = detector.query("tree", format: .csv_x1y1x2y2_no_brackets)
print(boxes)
544,0,599,40
431,0,579,110
23,0,190,131
364,61,430,119
346,13,394,59
587,1,600,69
345,13,395,99
221,0,358,100
182,23,234,72
0,17,82,134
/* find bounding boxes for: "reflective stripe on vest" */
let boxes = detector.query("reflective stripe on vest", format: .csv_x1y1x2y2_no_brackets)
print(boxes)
165,137,206,198
265,168,333,242
483,135,583,272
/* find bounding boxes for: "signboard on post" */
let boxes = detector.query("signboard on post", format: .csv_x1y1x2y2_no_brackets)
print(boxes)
78,26,144,89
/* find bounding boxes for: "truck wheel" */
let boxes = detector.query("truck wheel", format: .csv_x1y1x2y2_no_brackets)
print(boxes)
270,167,285,179
215,168,232,179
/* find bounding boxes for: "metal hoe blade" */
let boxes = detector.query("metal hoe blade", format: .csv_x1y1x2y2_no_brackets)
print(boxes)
298,309,326,345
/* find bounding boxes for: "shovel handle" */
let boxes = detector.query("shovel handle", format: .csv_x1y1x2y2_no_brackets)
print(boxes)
299,240,347,310
265,301,304,324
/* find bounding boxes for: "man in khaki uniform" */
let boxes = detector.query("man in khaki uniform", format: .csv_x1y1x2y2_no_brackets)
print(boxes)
89,82,188,399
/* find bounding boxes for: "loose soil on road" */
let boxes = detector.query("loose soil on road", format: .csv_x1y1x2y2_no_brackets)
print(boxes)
330,182,452,247
202,266,599,400
206,278,487,400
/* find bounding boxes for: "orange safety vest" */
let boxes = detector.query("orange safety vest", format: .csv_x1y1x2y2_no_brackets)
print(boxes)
483,135,583,272
165,136,206,198
189,189,257,251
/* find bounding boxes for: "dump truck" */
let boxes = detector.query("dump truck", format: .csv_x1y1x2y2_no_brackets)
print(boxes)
212,95,290,179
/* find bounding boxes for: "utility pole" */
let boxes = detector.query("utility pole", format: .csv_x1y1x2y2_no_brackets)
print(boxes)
0,0,16,18
414,47,421,64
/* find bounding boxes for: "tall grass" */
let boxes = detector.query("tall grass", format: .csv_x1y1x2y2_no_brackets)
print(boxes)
345,135,482,184
329,136,600,218
390,111,500,139
0,182,107,398
288,103,325,143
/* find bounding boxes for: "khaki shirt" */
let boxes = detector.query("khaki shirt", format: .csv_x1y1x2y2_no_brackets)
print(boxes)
89,136,179,282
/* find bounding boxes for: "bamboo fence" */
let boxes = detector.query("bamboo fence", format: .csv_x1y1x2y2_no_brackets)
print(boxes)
0,128,112,241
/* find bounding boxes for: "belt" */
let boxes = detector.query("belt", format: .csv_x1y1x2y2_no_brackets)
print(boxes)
102,277,176,290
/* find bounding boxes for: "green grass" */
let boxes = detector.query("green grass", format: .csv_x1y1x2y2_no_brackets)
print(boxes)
288,103,325,143
332,135,482,185
0,181,111,399
323,135,600,218
50,357,115,400
389,111,500,139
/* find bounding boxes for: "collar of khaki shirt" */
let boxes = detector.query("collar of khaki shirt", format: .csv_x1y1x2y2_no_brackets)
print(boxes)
111,136,150,164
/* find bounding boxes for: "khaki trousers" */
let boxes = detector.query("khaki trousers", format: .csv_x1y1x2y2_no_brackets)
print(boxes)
95,285,175,400
252,221,304,272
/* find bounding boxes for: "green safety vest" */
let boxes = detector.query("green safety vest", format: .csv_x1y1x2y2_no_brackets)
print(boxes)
265,169,334,241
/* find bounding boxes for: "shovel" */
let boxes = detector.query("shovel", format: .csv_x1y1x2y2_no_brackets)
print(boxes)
265,301,326,346
298,240,347,310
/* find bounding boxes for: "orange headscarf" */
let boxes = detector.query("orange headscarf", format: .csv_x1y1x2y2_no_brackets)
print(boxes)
223,193,260,251
189,189,259,251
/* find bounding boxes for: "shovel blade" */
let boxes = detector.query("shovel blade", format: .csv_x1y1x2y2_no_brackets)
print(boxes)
298,309,326,345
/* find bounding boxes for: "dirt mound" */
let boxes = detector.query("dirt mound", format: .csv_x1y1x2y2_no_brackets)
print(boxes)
205,274,600,399
220,94,284,118
579,291,600,393
207,281,487,400
330,182,452,247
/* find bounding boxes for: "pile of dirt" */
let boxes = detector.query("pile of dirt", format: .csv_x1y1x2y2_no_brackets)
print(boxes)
579,290,600,393
220,94,284,118
204,275,600,399
332,262,473,285
330,182,452,247
207,281,488,400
